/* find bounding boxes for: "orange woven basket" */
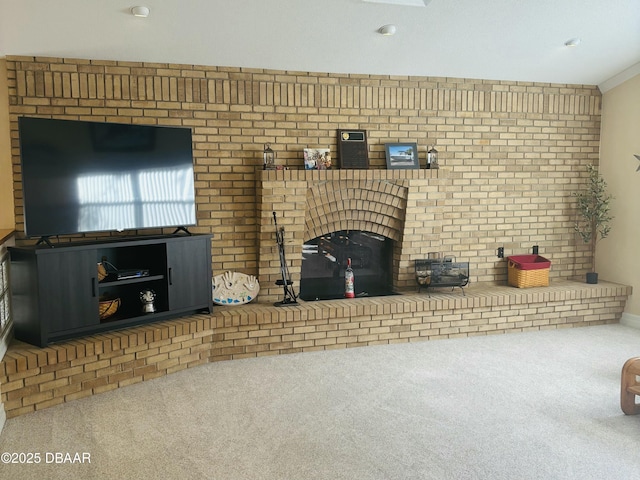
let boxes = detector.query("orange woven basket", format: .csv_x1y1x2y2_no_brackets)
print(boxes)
507,255,550,288
99,298,120,320
97,262,108,282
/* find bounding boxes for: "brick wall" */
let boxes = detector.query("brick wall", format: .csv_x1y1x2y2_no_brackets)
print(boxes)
6,56,601,290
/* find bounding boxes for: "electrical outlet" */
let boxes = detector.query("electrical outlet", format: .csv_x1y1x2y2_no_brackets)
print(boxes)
497,247,504,258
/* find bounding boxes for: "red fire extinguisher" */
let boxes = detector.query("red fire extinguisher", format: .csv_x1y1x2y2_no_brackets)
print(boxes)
345,257,355,298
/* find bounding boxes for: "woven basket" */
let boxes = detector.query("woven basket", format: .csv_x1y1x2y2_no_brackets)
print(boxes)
507,255,550,288
99,298,120,320
97,262,108,282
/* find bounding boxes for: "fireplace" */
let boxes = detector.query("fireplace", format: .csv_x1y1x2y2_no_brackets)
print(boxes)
300,230,394,301
256,169,445,304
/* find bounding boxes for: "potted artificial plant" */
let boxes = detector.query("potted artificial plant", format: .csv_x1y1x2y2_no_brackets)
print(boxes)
573,163,614,284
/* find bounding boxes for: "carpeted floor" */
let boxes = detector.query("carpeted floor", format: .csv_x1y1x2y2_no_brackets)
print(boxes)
1,323,640,480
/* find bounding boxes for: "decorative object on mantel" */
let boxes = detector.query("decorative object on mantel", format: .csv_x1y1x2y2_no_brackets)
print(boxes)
304,148,332,170
385,143,419,169
212,271,260,305
635,154,640,172
572,163,614,284
337,129,369,169
427,145,439,169
273,211,298,306
263,143,276,170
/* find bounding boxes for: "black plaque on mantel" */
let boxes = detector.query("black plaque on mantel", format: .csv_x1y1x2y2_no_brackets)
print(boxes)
337,130,369,169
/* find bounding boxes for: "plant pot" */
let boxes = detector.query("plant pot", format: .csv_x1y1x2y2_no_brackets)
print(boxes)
586,272,598,284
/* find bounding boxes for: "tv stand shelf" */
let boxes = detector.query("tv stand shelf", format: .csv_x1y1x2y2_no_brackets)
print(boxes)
9,234,213,347
99,275,165,287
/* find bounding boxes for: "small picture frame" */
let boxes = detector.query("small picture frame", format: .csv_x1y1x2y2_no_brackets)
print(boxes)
385,143,419,169
304,148,332,170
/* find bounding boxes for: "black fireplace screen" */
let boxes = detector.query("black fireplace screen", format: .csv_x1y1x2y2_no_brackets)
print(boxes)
300,230,394,301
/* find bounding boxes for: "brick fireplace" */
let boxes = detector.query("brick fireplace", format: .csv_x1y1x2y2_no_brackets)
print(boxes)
256,168,446,303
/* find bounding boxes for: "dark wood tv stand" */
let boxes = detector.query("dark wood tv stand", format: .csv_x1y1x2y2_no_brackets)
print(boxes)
9,234,213,347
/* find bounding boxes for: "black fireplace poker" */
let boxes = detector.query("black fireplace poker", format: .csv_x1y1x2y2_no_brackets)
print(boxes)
273,211,299,307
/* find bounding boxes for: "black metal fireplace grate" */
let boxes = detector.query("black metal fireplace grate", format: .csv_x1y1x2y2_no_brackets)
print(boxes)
415,255,469,295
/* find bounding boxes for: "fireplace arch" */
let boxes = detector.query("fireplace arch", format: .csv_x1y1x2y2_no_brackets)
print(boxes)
304,179,407,242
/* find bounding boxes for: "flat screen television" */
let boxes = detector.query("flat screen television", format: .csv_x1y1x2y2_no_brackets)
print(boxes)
18,117,197,240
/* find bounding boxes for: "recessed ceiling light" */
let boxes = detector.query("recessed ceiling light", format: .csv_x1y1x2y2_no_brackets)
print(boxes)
131,6,150,17
565,38,581,47
363,0,431,6
378,24,397,36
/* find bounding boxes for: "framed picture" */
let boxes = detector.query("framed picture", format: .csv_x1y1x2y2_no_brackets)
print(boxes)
385,143,419,169
304,148,332,170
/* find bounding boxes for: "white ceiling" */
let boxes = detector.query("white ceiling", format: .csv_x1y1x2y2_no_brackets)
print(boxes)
1,0,639,91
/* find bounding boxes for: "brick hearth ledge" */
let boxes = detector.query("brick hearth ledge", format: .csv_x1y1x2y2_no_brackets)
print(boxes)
0,280,631,419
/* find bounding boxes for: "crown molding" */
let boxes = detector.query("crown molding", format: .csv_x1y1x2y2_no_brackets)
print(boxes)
599,62,640,93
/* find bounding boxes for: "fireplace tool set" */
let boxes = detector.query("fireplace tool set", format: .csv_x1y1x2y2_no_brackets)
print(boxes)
273,211,299,307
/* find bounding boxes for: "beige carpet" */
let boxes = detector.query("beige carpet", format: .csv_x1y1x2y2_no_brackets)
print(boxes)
1,323,640,480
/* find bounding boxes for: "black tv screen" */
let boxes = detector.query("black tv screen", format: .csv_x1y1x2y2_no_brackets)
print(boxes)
18,117,197,238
